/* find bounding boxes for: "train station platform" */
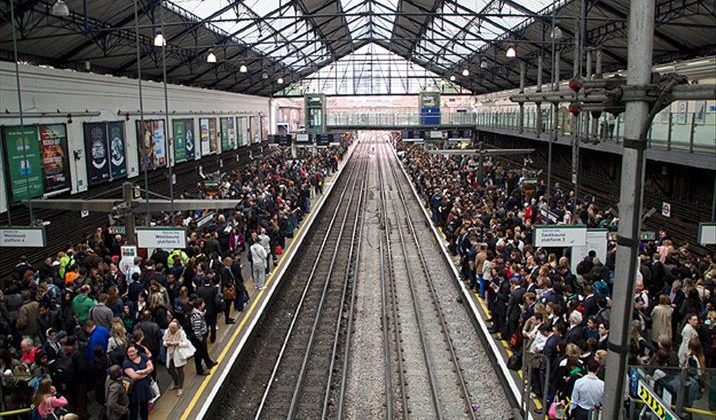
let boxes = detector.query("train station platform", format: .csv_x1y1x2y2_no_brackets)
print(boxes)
150,143,356,419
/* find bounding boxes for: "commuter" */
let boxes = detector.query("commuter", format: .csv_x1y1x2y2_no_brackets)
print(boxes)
105,364,130,420
250,234,269,290
569,359,604,420
163,320,195,396
188,298,216,375
32,378,68,419
123,344,154,420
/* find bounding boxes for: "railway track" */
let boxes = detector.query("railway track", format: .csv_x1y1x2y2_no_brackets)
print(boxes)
207,143,368,419
209,138,512,419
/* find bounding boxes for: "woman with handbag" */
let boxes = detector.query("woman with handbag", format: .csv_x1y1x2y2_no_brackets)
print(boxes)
33,378,68,419
220,257,238,325
163,320,195,397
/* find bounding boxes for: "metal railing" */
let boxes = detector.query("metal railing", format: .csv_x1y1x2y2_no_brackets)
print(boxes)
326,109,715,155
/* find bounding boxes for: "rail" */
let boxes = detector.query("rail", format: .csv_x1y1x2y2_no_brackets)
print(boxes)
253,145,366,419
381,143,478,420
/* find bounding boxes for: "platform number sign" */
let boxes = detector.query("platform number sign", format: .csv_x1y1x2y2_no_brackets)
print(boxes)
661,202,671,218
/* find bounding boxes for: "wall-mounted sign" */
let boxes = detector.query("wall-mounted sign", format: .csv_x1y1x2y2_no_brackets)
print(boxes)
295,133,310,143
0,226,46,247
570,229,608,273
136,227,187,249
698,223,716,245
661,202,671,218
534,225,587,247
136,120,166,171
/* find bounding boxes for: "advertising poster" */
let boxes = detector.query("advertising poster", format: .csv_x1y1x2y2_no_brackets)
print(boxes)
38,124,70,193
136,120,166,171
199,118,210,156
3,126,44,201
237,117,248,147
107,122,127,180
227,117,237,149
208,118,219,154
84,122,111,185
184,119,195,161
260,115,268,142
173,119,187,163
220,117,230,151
152,120,166,168
249,116,257,144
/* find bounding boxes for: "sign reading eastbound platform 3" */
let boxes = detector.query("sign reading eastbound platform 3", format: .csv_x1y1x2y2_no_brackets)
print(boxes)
0,226,47,247
136,227,187,249
533,225,587,247
638,380,678,420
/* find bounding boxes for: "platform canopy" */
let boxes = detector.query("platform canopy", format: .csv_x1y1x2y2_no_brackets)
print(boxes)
0,0,714,96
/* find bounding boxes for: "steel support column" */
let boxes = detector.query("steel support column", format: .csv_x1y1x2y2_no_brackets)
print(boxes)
602,0,656,417
519,62,525,134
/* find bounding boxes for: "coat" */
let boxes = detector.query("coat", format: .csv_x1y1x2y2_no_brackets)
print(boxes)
16,301,40,337
650,304,673,342
105,377,130,420
163,328,195,368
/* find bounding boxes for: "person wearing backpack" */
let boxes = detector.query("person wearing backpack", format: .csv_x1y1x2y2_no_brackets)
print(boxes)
105,364,130,420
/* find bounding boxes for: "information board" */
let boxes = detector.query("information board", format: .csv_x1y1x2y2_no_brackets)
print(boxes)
199,118,211,156
698,222,716,245
136,120,166,171
295,133,310,143
136,227,187,249
0,226,46,247
534,225,587,247
570,229,608,273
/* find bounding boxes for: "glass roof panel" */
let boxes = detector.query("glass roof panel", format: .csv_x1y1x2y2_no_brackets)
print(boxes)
281,42,468,95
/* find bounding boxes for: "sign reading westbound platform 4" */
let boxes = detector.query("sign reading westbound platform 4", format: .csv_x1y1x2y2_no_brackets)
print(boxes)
136,227,187,249
0,226,47,247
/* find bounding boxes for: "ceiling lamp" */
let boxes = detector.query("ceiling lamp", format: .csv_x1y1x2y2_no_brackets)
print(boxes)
50,0,70,17
239,64,248,73
153,31,165,47
506,45,516,58
550,26,563,40
462,68,469,76
450,75,456,81
261,72,269,80
480,60,488,69
207,50,217,63
277,77,284,84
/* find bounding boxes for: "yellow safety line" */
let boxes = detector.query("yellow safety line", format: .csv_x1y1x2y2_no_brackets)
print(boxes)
179,179,332,420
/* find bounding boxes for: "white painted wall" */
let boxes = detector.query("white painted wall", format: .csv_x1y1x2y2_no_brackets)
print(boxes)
0,62,269,214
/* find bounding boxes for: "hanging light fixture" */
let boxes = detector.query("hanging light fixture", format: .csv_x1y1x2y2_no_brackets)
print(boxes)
153,31,165,47
462,68,469,76
277,77,284,84
239,64,248,73
261,72,269,80
550,26,563,40
480,60,488,69
450,75,456,81
50,0,70,17
506,45,516,58
206,50,217,63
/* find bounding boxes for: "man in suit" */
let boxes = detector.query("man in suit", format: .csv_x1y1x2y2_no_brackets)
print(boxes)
197,276,220,343
505,277,526,340
564,310,585,344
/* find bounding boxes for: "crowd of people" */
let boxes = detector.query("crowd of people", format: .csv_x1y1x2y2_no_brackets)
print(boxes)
0,138,350,419
398,140,716,419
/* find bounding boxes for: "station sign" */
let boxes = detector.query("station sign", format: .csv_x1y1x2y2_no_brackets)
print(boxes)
136,227,187,249
637,380,677,420
295,133,310,143
533,225,587,247
0,226,47,247
698,222,716,245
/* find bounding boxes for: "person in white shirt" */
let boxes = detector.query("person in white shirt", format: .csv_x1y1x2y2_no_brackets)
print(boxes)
250,237,268,290
257,228,272,274
126,257,142,286
570,359,604,419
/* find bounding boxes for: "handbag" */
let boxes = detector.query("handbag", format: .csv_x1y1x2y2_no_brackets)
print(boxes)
507,353,522,371
149,378,161,404
223,286,237,300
